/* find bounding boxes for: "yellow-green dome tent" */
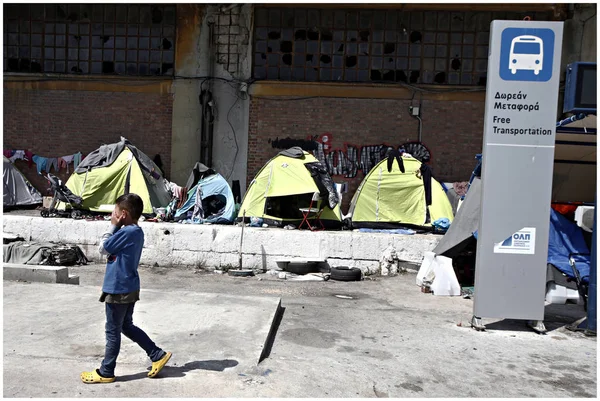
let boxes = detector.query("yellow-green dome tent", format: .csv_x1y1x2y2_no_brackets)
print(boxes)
348,155,454,229
237,148,342,228
58,138,171,215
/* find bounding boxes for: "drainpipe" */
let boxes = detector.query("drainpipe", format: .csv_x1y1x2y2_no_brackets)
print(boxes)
200,16,216,167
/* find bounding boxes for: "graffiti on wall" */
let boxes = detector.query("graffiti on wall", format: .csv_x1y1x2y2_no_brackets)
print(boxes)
269,134,432,178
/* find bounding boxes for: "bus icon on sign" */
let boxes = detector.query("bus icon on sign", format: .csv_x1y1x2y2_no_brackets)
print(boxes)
500,28,554,82
509,35,543,75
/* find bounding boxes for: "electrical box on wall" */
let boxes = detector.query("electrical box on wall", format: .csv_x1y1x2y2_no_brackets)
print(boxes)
409,106,420,116
563,62,596,114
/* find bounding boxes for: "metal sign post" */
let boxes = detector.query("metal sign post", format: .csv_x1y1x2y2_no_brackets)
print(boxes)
472,20,564,328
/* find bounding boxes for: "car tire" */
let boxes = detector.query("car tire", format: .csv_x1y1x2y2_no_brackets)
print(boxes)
330,266,362,281
285,262,319,275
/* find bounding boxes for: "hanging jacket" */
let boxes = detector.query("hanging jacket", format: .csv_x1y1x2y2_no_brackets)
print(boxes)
420,164,433,206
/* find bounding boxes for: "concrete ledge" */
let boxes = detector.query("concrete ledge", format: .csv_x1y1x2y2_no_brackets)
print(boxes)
3,216,442,275
3,263,71,284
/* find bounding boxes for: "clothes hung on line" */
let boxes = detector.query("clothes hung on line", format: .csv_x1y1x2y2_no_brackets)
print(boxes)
59,154,76,173
32,155,59,175
24,151,34,167
9,150,25,163
73,152,83,170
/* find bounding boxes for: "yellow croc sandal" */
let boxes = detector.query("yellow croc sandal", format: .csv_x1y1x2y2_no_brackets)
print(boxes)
148,351,172,378
80,369,116,384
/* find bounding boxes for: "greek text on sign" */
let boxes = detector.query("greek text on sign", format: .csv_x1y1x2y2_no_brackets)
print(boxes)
493,228,536,255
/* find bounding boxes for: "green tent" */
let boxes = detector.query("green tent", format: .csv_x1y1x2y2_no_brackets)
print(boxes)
59,138,171,214
348,155,454,229
237,148,342,227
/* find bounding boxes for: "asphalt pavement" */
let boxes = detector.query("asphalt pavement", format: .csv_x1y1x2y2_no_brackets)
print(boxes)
3,263,597,398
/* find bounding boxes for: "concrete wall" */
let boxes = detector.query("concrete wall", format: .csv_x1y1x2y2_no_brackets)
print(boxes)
2,215,441,275
580,8,597,62
169,4,204,185
562,4,597,68
169,4,252,190
207,4,252,191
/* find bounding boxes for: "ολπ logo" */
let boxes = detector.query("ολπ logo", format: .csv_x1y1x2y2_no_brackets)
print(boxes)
499,27,555,82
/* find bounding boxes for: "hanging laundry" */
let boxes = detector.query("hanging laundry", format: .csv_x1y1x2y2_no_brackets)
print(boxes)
385,148,405,173
177,187,189,209
58,157,68,172
420,164,433,206
47,157,58,173
59,156,72,173
73,152,82,169
169,182,184,199
32,155,49,175
24,150,34,168
60,154,75,173
9,150,25,163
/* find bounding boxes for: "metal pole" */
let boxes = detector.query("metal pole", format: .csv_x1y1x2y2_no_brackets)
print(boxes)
556,113,587,128
585,197,596,335
239,210,245,270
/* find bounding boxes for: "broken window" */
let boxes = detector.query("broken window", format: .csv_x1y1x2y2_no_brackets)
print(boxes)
3,3,176,76
252,7,552,85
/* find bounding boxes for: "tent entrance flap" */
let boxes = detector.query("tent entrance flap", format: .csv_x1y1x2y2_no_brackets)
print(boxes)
265,194,314,220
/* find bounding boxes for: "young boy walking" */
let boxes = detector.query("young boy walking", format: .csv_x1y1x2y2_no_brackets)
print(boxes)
81,193,171,383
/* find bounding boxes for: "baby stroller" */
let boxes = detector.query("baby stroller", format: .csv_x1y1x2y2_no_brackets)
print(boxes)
40,173,85,219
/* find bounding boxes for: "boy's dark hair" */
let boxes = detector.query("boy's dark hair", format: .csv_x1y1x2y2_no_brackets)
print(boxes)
116,193,144,221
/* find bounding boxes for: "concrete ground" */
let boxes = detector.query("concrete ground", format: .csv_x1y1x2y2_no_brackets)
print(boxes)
3,263,597,398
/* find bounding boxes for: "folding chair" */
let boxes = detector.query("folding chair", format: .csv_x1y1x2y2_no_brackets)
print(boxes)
298,192,325,231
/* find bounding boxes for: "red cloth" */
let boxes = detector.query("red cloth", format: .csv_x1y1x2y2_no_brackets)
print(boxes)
551,203,580,217
24,150,34,167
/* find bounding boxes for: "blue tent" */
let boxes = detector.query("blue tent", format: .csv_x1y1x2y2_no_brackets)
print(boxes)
471,209,591,284
175,173,236,224
547,208,591,284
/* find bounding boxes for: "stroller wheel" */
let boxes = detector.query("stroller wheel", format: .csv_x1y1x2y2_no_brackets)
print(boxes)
40,210,50,218
71,210,82,219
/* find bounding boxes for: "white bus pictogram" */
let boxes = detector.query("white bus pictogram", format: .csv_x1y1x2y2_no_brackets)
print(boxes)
509,35,543,75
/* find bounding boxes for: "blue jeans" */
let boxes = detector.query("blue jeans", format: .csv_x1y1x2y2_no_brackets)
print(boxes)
99,302,165,377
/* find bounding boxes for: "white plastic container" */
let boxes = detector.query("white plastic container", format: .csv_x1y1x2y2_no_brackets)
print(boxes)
545,282,580,304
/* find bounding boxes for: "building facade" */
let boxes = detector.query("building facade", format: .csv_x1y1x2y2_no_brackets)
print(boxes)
3,3,596,211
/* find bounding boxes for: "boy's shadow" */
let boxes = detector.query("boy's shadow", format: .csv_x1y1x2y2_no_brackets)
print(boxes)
118,359,239,381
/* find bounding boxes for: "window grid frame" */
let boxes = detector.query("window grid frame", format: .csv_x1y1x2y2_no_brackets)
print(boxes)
252,8,552,85
3,3,176,76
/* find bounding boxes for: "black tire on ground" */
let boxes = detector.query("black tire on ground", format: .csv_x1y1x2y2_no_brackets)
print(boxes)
40,210,49,218
284,262,320,275
330,266,362,281
228,269,255,277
